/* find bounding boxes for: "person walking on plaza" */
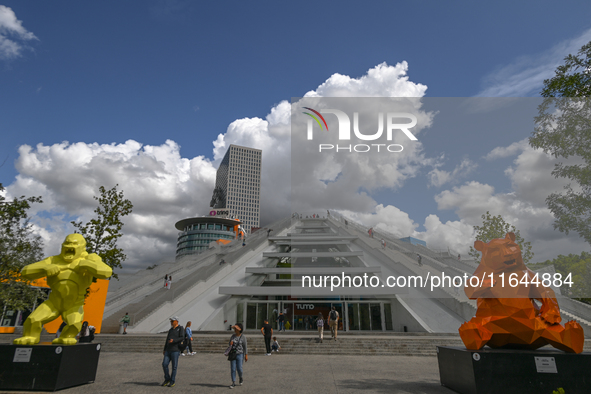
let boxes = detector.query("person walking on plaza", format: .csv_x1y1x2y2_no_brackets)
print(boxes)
164,274,168,288
316,313,325,343
228,323,248,388
261,319,273,355
182,321,195,356
417,254,423,267
381,239,386,249
162,316,185,387
278,312,285,332
120,312,130,334
271,336,281,352
328,307,339,341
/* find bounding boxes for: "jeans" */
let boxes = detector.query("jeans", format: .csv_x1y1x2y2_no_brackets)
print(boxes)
162,351,180,383
230,353,244,382
279,321,284,331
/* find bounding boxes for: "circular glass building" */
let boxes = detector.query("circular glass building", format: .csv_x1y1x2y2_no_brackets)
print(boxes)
175,217,242,258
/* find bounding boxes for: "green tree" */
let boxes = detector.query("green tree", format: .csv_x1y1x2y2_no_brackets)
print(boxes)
528,252,591,302
71,185,133,280
0,183,47,311
540,41,591,98
468,211,533,265
530,40,591,245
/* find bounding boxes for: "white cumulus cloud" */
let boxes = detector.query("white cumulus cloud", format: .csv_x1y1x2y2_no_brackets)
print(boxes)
0,5,37,60
6,61,590,271
413,215,475,256
428,158,477,188
305,62,428,98
7,62,434,272
483,139,529,160
7,140,216,271
338,204,419,238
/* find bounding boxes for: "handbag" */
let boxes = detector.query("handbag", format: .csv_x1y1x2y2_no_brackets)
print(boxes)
226,335,241,361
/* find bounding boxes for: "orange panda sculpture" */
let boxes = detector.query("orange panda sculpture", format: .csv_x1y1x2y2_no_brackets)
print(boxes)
458,232,584,353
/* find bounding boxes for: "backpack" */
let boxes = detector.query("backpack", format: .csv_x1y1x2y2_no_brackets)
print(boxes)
178,326,188,352
330,310,338,320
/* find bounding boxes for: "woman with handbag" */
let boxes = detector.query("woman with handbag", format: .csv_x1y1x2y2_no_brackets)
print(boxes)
227,323,248,388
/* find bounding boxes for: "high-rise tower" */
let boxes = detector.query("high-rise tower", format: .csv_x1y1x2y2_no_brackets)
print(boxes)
210,145,261,233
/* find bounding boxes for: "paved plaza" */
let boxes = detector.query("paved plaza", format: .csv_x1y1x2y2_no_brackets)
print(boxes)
1,352,452,394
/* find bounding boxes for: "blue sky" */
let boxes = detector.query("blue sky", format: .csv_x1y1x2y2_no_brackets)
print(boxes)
1,1,590,271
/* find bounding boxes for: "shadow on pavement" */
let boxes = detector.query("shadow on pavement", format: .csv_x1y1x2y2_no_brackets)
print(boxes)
338,379,452,393
124,382,162,386
191,383,230,388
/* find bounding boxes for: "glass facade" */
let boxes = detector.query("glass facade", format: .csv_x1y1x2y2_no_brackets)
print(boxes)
211,145,262,234
176,221,236,257
234,300,393,331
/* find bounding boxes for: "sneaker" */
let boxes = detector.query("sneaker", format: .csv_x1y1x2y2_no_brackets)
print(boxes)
162,380,170,387
192,352,196,355
276,349,279,352
169,382,175,387
181,353,186,356
239,378,243,386
230,382,236,389
266,353,271,356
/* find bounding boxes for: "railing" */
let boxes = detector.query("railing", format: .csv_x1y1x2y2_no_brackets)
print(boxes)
105,220,285,309
328,210,471,263
106,246,231,307
328,212,591,329
124,216,294,327
326,212,474,299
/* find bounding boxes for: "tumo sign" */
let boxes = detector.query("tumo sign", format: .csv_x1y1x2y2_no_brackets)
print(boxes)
209,209,230,217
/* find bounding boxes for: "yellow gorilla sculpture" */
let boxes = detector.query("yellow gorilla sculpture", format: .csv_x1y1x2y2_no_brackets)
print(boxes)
13,234,112,345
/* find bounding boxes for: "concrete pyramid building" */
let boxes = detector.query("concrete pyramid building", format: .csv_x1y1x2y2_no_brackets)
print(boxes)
102,214,591,336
